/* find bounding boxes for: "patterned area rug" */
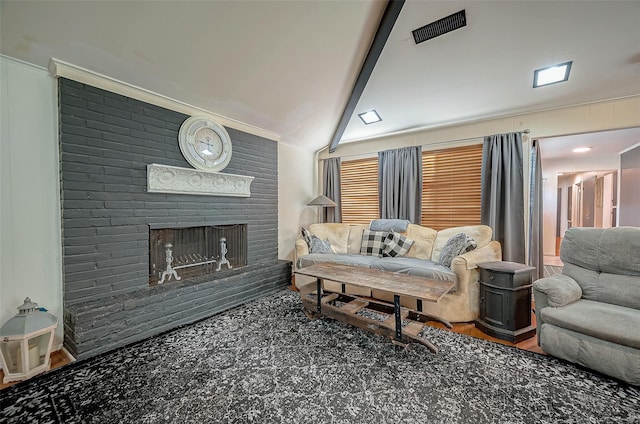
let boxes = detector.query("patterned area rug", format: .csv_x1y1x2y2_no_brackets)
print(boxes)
1,290,638,424
543,265,563,277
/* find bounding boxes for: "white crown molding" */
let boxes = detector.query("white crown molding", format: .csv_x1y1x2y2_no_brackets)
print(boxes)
147,164,254,197
1,54,48,72
48,58,281,142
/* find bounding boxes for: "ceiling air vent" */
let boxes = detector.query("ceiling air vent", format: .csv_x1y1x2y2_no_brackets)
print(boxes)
412,10,466,44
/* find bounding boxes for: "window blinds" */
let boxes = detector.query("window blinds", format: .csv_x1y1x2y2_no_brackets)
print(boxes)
421,143,483,230
339,143,483,229
340,157,379,224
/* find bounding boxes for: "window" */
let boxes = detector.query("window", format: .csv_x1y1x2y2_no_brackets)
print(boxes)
421,144,483,230
339,144,483,229
340,157,379,224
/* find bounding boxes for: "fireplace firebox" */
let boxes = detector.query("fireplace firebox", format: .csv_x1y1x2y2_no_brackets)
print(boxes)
149,224,247,286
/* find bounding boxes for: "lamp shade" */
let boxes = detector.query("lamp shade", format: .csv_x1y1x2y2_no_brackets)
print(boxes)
307,195,336,207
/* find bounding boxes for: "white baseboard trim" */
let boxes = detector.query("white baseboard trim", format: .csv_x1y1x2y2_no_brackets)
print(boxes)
60,347,76,364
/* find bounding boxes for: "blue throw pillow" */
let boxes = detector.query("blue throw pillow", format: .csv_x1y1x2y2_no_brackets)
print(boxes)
309,235,332,254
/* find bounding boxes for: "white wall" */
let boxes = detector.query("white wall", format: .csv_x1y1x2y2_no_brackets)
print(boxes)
319,97,640,160
277,143,317,262
0,56,63,348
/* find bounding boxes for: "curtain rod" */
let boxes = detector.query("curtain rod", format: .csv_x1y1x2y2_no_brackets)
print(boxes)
323,129,531,161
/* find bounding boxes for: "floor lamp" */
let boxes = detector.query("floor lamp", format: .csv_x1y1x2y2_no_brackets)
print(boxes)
307,195,336,223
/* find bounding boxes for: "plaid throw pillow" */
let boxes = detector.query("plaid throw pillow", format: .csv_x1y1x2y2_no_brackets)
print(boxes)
383,232,414,257
301,227,313,247
360,230,388,257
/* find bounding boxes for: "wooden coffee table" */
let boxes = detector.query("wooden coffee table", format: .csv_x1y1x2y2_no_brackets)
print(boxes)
296,262,456,353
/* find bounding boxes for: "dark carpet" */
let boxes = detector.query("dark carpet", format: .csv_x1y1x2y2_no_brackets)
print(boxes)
1,290,638,424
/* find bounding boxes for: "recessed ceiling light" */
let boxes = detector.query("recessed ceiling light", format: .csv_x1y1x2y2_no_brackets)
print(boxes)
533,61,572,88
358,110,382,125
572,147,592,153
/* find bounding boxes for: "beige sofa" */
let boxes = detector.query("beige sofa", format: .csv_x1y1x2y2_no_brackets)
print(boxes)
295,223,502,322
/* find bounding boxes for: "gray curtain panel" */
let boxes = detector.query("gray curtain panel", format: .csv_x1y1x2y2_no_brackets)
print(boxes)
322,158,342,223
378,146,422,224
529,139,543,280
480,132,525,263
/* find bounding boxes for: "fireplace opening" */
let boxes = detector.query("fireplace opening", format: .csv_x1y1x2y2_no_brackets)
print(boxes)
149,224,247,286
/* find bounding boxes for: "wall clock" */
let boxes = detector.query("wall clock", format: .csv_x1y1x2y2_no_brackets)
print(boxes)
178,116,232,172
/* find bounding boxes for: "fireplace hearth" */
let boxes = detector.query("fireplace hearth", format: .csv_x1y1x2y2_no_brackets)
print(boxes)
149,224,247,286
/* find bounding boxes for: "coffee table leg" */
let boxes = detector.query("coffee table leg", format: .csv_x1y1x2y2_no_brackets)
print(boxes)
394,294,402,339
316,277,322,314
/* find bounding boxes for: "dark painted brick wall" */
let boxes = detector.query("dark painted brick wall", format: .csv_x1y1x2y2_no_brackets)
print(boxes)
64,261,291,360
59,78,279,304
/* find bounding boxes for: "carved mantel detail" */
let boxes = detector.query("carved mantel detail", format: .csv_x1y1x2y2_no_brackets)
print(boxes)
147,164,254,197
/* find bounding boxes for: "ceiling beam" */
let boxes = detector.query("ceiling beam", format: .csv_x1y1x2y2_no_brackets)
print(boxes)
327,0,405,154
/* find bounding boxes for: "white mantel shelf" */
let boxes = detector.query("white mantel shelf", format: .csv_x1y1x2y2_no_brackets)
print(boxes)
147,164,254,197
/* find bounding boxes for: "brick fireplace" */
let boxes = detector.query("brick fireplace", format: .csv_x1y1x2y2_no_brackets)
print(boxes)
59,78,290,360
148,223,248,285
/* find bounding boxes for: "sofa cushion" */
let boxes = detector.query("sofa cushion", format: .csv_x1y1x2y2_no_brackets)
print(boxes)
564,263,640,310
432,225,492,262
371,258,457,283
540,299,640,350
369,219,410,232
403,224,437,260
346,225,366,254
299,253,382,269
559,227,602,273
561,227,640,276
598,227,640,275
360,230,388,257
382,232,414,257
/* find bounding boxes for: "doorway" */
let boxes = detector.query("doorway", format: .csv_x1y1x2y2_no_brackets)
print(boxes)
555,171,617,254
538,127,640,266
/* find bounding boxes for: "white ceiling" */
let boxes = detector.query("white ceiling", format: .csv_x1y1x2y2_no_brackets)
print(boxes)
1,1,639,154
0,0,386,149
540,127,640,161
342,1,640,144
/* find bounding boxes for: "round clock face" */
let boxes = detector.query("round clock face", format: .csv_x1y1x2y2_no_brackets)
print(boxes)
195,128,223,159
178,117,232,172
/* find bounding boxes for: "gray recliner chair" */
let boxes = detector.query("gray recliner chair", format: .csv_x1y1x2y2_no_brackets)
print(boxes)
533,227,640,385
